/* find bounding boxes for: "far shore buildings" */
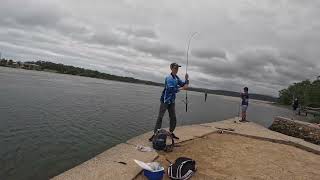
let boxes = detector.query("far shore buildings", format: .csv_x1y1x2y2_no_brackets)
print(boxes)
0,59,41,70
22,62,41,70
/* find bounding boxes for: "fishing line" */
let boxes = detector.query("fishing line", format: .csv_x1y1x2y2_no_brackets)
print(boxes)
184,32,198,113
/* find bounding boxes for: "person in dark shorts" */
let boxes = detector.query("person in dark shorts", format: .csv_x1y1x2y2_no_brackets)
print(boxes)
292,98,299,117
149,63,189,141
240,87,249,122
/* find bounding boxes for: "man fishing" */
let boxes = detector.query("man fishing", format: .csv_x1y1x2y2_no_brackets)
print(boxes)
240,87,249,122
149,63,189,141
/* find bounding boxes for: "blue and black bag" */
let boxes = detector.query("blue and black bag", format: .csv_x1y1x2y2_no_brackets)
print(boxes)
152,129,174,152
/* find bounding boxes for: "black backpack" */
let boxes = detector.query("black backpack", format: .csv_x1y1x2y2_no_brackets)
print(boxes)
167,157,196,180
152,129,174,152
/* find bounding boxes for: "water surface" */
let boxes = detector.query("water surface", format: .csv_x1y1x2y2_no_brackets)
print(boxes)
0,67,291,180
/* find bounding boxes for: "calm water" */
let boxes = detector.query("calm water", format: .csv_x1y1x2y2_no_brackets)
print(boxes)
0,67,292,180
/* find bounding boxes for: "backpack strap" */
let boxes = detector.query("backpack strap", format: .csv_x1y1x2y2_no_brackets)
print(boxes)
177,160,193,179
167,159,196,179
179,160,195,179
164,133,175,152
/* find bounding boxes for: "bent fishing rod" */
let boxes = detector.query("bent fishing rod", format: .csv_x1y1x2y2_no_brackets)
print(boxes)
184,32,198,112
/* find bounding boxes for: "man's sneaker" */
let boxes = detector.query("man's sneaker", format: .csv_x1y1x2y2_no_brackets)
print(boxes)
148,134,155,142
240,119,249,122
170,132,179,140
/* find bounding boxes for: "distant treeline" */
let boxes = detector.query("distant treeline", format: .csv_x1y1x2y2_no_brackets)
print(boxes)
278,79,320,107
27,61,162,86
1,59,278,102
189,87,278,102
32,61,278,102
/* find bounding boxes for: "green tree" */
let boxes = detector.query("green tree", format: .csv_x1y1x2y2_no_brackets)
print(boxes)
279,78,320,107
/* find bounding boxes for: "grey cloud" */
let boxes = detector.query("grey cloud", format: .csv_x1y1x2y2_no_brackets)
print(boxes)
1,28,60,45
0,0,91,40
57,18,92,35
130,39,184,59
88,31,129,47
0,0,64,28
75,27,175,59
1,0,320,96
279,50,317,68
236,48,282,67
192,48,226,59
117,26,158,39
194,47,320,91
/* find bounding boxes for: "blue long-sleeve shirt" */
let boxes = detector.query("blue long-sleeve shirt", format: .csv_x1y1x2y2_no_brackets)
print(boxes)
160,73,189,104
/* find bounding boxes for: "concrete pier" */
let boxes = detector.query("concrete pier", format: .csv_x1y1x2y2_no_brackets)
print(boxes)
52,117,320,180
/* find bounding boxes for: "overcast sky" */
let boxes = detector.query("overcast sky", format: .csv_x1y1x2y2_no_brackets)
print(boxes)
1,0,319,96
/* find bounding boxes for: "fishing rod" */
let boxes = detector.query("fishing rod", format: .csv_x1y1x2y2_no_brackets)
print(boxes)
184,32,198,112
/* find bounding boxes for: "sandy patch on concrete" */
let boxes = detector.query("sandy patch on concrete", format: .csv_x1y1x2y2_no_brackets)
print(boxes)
135,133,320,180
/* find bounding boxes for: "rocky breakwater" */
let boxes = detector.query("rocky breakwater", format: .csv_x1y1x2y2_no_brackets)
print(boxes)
269,116,320,145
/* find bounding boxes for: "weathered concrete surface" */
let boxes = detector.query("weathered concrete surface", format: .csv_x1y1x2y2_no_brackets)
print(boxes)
201,117,288,141
51,143,157,180
169,124,216,142
136,134,320,180
52,117,320,180
201,117,320,155
127,124,215,146
52,124,216,180
126,131,154,147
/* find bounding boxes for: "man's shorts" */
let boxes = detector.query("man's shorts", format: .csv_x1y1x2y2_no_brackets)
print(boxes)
241,105,248,112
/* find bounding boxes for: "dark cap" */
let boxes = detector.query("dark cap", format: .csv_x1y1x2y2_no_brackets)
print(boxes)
170,63,181,68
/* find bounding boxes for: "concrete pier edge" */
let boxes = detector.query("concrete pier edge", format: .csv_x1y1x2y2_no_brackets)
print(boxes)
52,117,320,180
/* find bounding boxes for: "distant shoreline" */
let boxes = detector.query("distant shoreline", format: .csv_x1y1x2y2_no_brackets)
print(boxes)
0,60,278,102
